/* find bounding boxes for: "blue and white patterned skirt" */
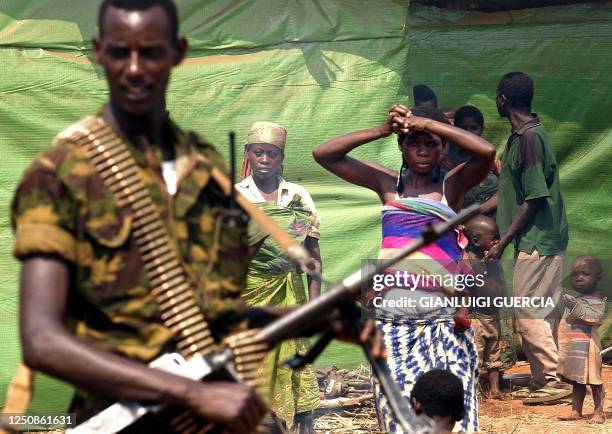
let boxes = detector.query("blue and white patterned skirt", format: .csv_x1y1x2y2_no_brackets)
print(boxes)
372,317,479,433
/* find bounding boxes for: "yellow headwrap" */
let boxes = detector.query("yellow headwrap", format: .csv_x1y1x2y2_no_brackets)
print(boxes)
246,121,287,149
241,121,287,179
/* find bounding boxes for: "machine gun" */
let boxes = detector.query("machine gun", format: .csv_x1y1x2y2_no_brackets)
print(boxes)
68,201,480,434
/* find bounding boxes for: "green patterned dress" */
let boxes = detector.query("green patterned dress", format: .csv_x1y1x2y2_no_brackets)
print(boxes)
242,197,321,427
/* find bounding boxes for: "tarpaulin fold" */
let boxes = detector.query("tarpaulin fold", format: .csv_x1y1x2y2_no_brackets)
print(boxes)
0,0,610,413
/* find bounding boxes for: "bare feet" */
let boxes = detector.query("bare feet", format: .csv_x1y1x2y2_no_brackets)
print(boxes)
588,410,606,424
559,410,583,421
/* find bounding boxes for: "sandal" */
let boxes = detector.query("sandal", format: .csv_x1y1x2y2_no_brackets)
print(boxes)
511,387,531,399
522,387,572,404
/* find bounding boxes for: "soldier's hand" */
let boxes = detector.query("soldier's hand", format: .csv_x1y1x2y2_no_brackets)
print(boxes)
187,381,268,433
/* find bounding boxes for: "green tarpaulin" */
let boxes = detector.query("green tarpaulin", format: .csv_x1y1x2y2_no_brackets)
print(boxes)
1,0,610,413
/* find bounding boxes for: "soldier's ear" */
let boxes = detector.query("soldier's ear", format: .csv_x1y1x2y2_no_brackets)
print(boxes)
92,36,102,65
174,37,187,66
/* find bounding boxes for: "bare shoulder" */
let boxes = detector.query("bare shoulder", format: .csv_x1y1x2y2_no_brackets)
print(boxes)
362,160,398,196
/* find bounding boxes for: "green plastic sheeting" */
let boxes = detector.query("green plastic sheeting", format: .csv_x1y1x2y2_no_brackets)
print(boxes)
1,0,611,414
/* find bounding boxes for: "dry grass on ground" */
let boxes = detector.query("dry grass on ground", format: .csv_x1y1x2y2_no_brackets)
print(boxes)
313,363,612,434
14,364,612,433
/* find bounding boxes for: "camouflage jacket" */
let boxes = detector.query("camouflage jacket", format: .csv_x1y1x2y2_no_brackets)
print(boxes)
12,114,249,364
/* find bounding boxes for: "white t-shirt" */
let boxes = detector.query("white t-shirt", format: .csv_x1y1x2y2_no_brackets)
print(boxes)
161,160,177,195
235,175,320,239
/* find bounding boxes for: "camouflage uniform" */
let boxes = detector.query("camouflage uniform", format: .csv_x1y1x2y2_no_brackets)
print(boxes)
11,113,249,418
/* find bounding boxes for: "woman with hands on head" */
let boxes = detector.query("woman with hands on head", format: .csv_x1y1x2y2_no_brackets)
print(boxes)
313,104,495,433
313,103,495,209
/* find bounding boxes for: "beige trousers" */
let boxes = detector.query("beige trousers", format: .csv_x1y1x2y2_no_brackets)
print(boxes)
513,250,565,388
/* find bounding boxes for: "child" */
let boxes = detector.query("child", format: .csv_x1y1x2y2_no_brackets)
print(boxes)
464,215,512,400
455,105,484,137
558,256,607,423
411,369,465,433
453,105,485,164
413,84,438,108
448,105,499,219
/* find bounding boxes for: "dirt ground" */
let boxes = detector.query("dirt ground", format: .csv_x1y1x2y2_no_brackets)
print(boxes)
313,363,612,433
18,364,612,433
477,362,612,434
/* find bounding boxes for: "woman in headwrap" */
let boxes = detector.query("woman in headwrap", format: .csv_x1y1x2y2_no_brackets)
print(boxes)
236,121,321,433
313,105,495,433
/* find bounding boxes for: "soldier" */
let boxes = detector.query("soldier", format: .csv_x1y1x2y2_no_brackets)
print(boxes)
10,1,383,433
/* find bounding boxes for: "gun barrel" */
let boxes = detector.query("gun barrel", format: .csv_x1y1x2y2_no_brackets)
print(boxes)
257,204,481,345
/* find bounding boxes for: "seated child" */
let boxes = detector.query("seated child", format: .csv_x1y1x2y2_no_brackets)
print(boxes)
558,256,607,423
411,369,465,433
464,215,512,400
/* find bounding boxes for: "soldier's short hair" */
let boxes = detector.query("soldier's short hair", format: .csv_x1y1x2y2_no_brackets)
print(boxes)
98,0,179,41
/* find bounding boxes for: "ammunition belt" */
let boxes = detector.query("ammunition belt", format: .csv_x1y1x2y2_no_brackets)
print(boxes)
72,116,216,360
70,117,241,433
